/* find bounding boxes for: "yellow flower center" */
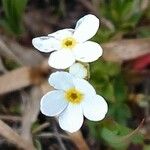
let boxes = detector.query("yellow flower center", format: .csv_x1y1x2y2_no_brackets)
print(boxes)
65,88,84,104
61,37,77,49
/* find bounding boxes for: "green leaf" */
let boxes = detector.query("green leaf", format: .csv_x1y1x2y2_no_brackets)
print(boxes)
109,103,131,125
1,0,27,35
113,74,127,102
101,127,128,149
100,0,143,30
87,121,101,139
90,60,120,78
88,119,143,149
90,60,123,103
144,145,150,150
101,83,115,102
137,26,150,38
92,27,114,43
101,122,143,149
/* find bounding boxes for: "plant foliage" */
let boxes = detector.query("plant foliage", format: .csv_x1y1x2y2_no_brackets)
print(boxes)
0,0,27,36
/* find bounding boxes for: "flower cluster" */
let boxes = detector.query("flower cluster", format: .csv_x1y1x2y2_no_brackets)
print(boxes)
32,14,108,133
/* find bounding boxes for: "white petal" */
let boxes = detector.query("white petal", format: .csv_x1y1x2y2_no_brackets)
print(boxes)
32,36,60,52
48,50,75,69
69,63,87,79
73,41,102,62
40,90,68,116
73,14,99,42
48,71,74,90
82,95,108,121
48,28,75,40
73,78,96,97
58,103,83,133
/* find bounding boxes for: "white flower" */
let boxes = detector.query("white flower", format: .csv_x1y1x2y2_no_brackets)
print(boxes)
40,71,108,133
32,14,103,69
69,63,87,79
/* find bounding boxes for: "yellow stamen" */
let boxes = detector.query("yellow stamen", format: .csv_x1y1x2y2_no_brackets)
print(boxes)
65,88,84,104
61,37,77,49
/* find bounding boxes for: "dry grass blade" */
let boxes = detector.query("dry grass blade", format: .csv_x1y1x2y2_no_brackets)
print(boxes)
32,122,50,134
0,67,32,95
0,39,22,65
37,132,70,140
102,38,150,62
0,38,44,66
0,119,36,150
9,41,45,66
0,59,50,95
0,115,21,122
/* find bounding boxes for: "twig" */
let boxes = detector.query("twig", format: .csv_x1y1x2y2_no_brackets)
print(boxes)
0,115,22,122
37,132,70,140
32,122,50,134
21,87,42,149
0,119,35,150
